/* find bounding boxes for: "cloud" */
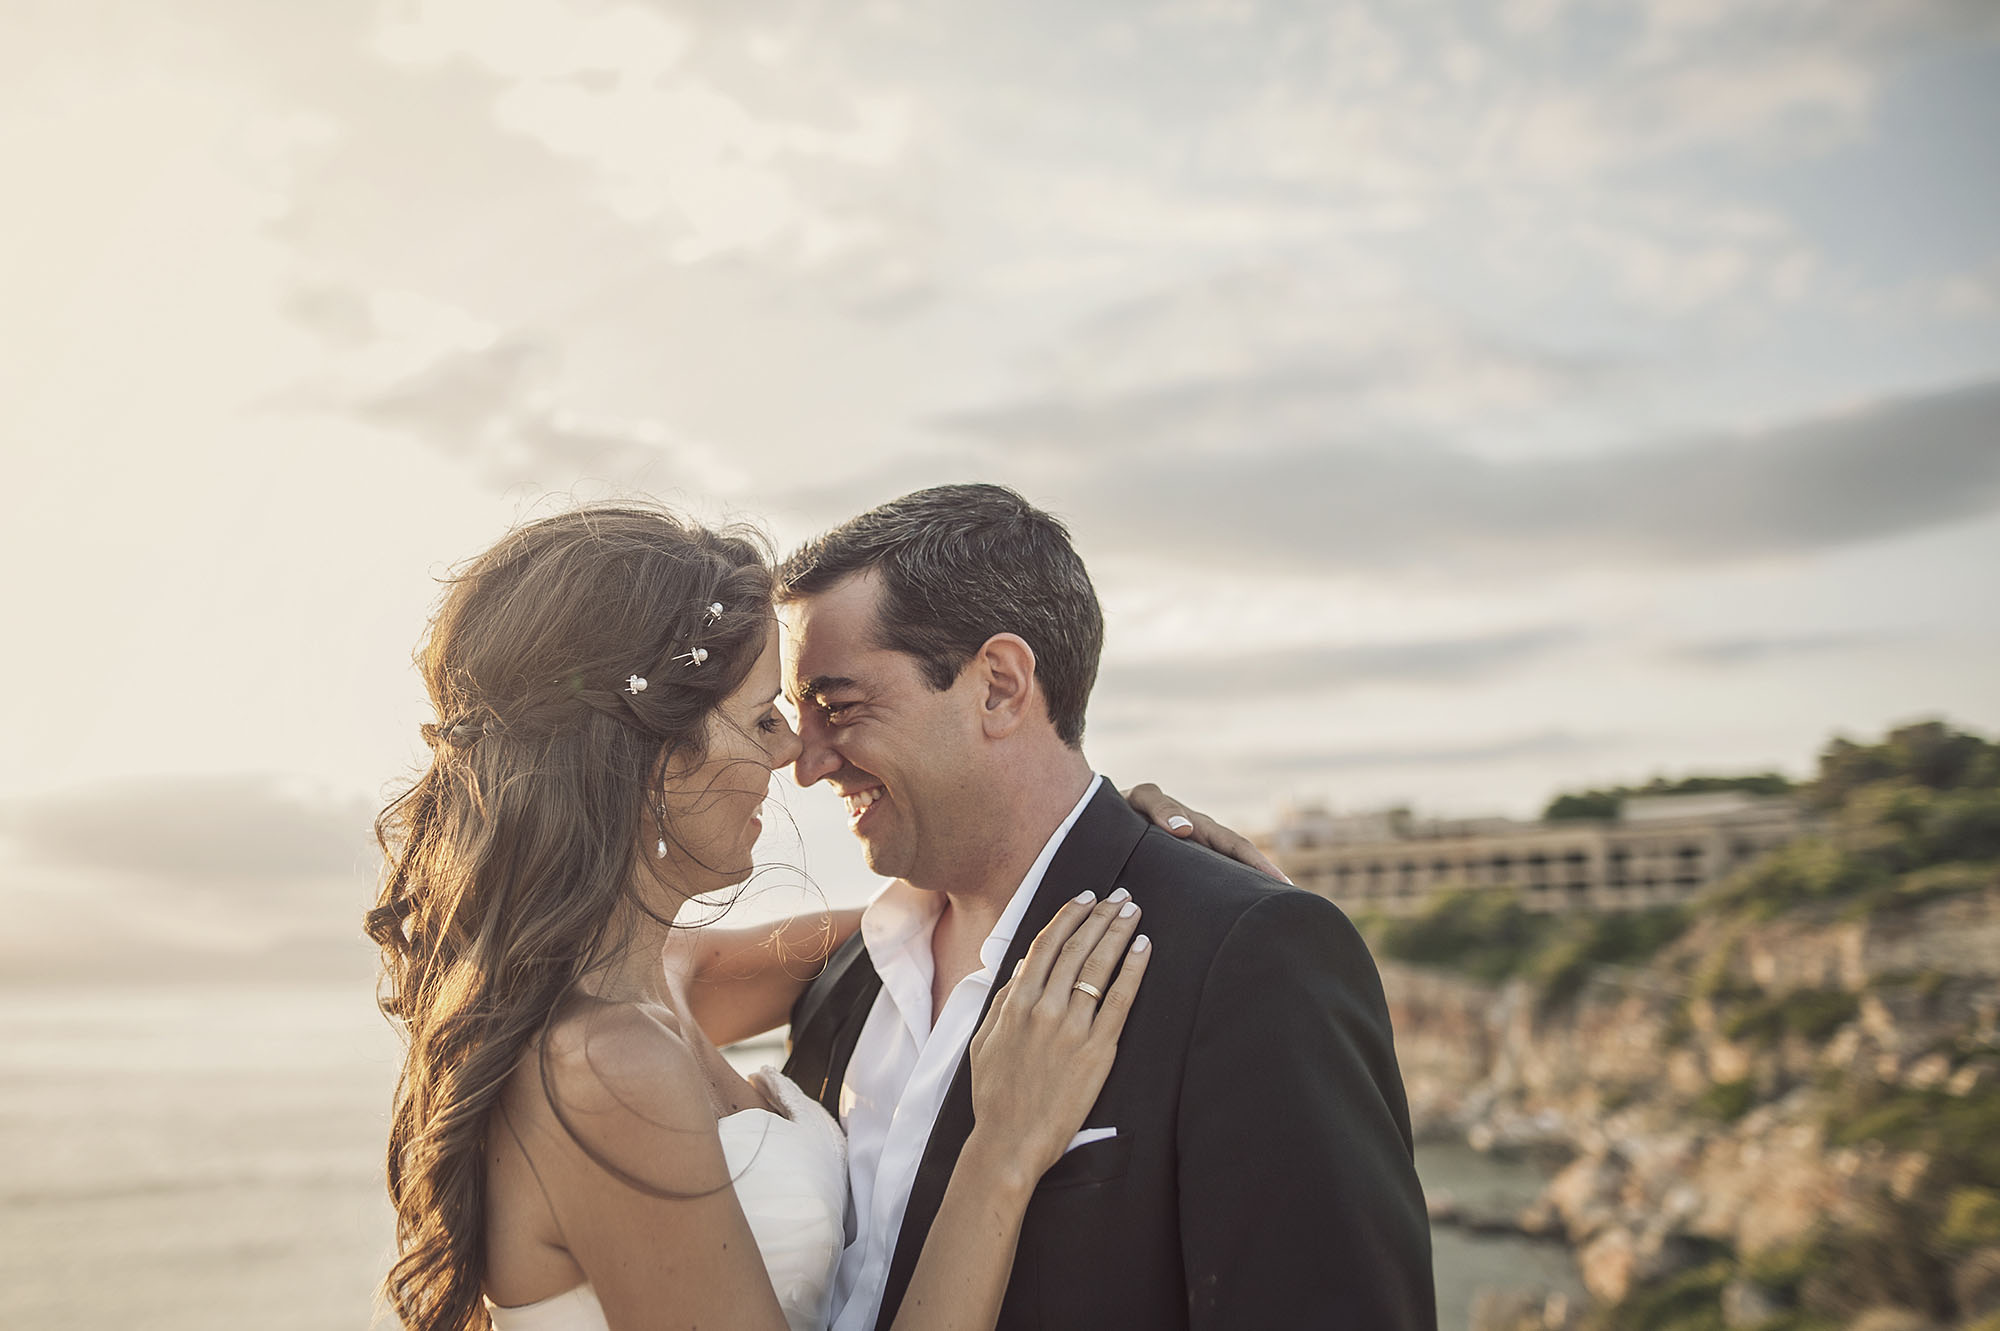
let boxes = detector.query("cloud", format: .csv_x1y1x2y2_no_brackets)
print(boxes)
351,331,742,493
794,376,2000,578
1033,375,2000,576
375,0,920,264
942,264,1613,457
1251,729,1613,774
0,775,377,889
1669,630,1894,666
1238,0,1981,195
1100,624,1583,700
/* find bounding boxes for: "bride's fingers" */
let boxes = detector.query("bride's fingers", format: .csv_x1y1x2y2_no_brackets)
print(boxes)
1200,819,1289,883
1085,932,1152,1051
1124,784,1290,882
1040,894,1127,1007
1011,891,1099,1002
1178,807,1290,883
1066,897,1141,1022
1123,783,1193,834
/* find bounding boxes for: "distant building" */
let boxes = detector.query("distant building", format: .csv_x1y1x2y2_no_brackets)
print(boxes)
1263,791,1806,915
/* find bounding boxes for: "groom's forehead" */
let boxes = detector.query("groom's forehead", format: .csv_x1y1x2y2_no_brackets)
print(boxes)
782,572,885,653
781,576,883,686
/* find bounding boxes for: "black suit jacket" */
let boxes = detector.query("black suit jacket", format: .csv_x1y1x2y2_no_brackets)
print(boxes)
784,784,1436,1330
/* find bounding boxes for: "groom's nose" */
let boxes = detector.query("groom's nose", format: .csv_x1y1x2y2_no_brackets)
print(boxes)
791,710,841,788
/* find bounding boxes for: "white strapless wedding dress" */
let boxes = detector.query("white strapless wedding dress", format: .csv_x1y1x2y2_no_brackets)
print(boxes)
486,1068,847,1331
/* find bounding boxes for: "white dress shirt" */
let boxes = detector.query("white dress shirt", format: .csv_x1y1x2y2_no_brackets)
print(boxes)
827,774,1104,1331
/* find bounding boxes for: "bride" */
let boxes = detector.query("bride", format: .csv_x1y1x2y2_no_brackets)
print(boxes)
367,505,1263,1331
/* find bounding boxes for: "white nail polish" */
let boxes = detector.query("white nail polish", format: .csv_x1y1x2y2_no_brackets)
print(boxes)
1119,901,1138,918
1108,887,1131,903
1132,934,1151,953
1167,816,1193,832
1074,890,1096,905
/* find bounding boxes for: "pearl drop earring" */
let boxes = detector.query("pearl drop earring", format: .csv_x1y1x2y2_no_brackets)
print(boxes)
656,837,668,858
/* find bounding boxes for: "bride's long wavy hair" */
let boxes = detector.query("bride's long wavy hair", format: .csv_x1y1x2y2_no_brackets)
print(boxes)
366,504,774,1331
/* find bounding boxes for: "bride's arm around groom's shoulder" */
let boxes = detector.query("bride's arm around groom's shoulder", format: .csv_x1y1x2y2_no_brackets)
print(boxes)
662,906,865,1048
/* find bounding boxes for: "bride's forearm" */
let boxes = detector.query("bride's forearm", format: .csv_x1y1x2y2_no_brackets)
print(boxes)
887,1129,1035,1331
673,908,865,1046
692,908,863,981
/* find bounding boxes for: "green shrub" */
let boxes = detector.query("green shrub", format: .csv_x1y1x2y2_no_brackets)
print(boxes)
1917,788,2000,863
1890,858,2000,909
1532,906,1691,1010
1743,1233,1830,1297
1690,927,1751,1000
1589,1258,1733,1331
1939,1186,2000,1249
1750,1315,1840,1331
1824,1084,2000,1187
1715,838,1877,919
1367,889,1560,981
1781,989,1860,1040
1713,985,1855,1048
1813,721,2000,807
1698,1078,1757,1122
1368,887,1692,1008
1826,1088,1939,1149
1722,997,1781,1044
1544,772,1793,822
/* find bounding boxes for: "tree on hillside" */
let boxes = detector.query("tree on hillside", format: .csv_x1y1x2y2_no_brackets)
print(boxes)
1542,771,1795,821
1812,719,2000,809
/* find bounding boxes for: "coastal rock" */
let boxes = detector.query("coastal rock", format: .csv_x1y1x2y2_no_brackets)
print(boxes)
1667,1048,1710,1097
1888,1151,1933,1201
1823,1025,1867,1073
1902,1052,1951,1091
1842,1310,1938,1331
1543,1150,1628,1243
1468,1288,1577,1331
1952,1245,2000,1318
1577,1227,1639,1303
1948,1058,1998,1096
1857,886,2000,980
1576,1225,1700,1304
1683,1119,1838,1255
1708,1038,1754,1085
1746,921,1859,991
1375,884,2000,1326
1720,1277,1785,1327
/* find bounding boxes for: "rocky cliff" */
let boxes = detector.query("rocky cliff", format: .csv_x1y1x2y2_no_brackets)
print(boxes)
1385,882,2000,1330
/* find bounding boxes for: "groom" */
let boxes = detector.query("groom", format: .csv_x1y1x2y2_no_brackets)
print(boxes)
778,484,1435,1330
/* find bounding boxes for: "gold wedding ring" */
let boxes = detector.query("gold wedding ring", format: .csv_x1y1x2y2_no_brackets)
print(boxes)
1072,980,1104,1001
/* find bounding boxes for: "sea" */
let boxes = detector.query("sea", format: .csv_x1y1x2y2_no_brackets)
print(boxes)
0,983,1581,1330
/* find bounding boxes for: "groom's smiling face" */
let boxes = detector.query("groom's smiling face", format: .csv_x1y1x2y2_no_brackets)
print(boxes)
781,569,988,886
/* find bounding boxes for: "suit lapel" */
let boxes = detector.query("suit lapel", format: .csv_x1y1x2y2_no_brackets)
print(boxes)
781,929,884,1119
873,785,1150,1331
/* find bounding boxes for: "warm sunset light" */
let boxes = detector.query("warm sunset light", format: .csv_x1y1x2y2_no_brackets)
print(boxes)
2,3,1996,1330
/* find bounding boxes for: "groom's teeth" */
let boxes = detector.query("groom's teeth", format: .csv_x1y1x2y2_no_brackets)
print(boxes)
844,788,883,817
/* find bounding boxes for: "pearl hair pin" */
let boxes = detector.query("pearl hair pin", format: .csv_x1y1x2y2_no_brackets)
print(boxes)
706,602,724,623
676,647,709,667
626,675,648,694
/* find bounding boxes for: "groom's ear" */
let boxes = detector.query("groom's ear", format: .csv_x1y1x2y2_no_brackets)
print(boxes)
971,633,1037,739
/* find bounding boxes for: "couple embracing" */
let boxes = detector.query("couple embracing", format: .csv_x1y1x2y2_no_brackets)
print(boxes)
372,484,1436,1331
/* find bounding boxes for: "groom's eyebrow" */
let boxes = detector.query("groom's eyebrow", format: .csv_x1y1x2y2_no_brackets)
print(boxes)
790,674,860,705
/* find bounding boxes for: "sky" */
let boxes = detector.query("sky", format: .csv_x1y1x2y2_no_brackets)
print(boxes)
3,0,1997,980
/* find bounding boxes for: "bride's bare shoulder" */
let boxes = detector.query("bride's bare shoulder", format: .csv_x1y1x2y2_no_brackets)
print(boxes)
502,998,724,1185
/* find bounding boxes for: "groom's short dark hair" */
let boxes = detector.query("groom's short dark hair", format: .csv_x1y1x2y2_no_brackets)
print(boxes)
777,483,1103,747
